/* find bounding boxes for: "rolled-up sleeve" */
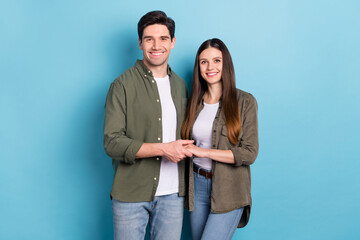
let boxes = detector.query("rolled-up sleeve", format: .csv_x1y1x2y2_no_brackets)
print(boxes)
104,81,143,164
231,94,259,167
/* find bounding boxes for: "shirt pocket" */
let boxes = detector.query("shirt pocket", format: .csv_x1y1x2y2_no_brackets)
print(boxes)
219,125,241,149
218,125,231,150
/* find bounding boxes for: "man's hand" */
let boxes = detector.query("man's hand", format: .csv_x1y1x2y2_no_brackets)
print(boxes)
162,140,194,163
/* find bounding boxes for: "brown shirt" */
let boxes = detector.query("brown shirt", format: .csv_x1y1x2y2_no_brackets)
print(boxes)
187,89,259,228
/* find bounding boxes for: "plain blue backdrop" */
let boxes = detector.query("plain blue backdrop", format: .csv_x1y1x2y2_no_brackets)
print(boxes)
1,0,359,239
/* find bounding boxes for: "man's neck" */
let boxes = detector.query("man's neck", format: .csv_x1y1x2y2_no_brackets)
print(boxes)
142,60,168,78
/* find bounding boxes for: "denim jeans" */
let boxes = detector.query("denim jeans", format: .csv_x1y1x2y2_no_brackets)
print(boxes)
112,193,184,240
190,170,244,240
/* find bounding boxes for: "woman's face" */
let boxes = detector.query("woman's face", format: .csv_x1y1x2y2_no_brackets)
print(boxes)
199,47,223,86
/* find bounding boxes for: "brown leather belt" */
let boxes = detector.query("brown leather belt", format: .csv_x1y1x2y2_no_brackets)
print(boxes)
193,164,212,179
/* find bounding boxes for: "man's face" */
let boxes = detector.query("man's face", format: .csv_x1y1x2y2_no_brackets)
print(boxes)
139,24,176,70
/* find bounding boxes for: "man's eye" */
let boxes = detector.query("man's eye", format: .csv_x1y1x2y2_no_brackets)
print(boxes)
200,61,207,64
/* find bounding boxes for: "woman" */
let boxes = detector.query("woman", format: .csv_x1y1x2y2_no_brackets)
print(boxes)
181,38,259,240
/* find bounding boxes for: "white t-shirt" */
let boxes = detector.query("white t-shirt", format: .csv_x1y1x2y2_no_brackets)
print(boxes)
154,75,179,196
192,102,219,170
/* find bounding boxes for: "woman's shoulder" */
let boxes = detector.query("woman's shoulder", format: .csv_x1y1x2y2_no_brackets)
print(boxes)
235,88,257,104
235,88,258,116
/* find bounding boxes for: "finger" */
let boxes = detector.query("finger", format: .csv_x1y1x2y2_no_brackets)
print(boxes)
177,156,183,161
179,139,195,145
184,150,193,157
168,157,178,163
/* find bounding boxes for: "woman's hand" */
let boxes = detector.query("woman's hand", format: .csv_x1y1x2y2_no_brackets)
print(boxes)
184,144,209,158
185,144,235,164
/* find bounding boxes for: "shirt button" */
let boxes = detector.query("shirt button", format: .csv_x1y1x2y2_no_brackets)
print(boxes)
144,74,147,77
154,177,157,181
148,70,151,73
152,80,155,83
158,118,161,121
158,137,161,141
156,157,160,161
156,99,159,102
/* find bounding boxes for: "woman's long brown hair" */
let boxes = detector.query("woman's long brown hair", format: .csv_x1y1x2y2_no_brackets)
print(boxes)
181,38,241,144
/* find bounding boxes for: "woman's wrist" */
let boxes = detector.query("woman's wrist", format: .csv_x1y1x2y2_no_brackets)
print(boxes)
204,149,211,159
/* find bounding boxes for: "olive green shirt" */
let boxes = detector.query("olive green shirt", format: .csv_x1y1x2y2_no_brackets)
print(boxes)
104,60,188,202
187,89,259,228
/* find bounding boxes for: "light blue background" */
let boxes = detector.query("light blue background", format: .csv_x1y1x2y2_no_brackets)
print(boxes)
1,0,359,239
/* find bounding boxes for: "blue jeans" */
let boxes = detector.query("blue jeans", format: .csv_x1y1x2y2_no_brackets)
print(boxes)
190,170,244,240
112,193,184,240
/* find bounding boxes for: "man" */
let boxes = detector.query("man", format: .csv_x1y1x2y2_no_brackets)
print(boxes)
104,11,193,240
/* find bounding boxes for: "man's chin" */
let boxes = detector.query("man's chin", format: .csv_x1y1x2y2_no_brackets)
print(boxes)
145,59,168,67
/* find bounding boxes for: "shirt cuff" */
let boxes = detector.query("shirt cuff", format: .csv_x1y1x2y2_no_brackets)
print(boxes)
124,140,144,164
230,148,243,167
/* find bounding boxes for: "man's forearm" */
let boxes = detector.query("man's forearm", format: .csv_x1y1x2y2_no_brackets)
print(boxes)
135,143,165,158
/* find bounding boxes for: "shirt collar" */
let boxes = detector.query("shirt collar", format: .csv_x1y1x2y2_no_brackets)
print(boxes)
135,59,173,78
200,96,223,107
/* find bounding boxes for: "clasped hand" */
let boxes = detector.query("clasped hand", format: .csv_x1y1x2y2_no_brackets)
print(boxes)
163,140,194,163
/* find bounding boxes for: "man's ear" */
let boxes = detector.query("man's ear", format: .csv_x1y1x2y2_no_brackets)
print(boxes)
171,37,176,49
139,38,143,50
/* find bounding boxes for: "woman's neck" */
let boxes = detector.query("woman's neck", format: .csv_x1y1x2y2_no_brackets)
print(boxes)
204,83,222,104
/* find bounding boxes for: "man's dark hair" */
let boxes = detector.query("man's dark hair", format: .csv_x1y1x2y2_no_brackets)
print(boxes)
137,11,175,42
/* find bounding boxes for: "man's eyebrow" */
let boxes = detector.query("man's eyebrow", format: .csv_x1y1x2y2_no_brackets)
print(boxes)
143,35,170,39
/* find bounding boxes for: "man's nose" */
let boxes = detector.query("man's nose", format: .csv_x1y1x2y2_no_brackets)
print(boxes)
152,39,160,49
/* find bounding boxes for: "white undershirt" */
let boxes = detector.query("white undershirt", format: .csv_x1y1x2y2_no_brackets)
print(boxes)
192,102,219,170
154,75,179,196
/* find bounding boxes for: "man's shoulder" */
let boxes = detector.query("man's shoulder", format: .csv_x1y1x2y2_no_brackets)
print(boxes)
169,69,186,89
112,64,140,86
169,69,184,82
